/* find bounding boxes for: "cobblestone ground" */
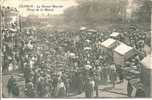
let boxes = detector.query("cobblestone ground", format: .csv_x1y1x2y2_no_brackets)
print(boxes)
0,73,1,98
71,80,128,98
2,73,25,97
2,73,128,98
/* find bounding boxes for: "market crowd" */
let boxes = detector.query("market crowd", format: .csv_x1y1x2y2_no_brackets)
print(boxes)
1,6,150,98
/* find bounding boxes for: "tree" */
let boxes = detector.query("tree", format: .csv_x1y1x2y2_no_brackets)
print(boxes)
64,0,128,26
128,0,151,30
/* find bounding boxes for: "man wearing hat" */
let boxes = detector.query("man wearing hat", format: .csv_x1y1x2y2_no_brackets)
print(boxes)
84,77,91,98
110,63,117,88
94,74,99,97
7,76,19,97
55,79,66,98
116,65,124,83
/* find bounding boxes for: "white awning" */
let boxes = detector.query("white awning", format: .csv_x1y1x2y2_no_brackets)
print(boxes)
114,43,133,55
80,26,87,31
101,38,117,48
87,29,97,33
110,32,120,37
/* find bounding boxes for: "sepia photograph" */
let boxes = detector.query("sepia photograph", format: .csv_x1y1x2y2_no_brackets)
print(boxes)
0,0,152,98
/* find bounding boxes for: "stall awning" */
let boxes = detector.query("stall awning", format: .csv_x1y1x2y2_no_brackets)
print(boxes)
110,32,120,37
114,43,133,55
113,43,136,65
80,26,87,31
101,38,117,49
87,29,97,33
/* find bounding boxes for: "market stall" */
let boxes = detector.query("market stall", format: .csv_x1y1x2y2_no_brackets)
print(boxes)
113,43,137,65
100,38,119,56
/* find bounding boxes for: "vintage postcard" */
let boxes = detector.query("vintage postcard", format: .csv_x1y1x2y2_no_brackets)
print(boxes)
0,0,151,98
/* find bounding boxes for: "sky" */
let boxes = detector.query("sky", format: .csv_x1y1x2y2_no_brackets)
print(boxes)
1,0,78,17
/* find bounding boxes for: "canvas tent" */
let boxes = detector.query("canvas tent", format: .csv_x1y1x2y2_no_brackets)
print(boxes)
113,43,136,65
100,38,118,49
100,38,119,63
110,32,120,38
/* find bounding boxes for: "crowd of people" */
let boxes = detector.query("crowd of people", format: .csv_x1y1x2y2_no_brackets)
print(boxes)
1,6,150,98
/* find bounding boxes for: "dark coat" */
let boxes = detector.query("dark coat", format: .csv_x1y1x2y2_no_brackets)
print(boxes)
7,77,16,94
11,84,19,96
135,89,145,97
